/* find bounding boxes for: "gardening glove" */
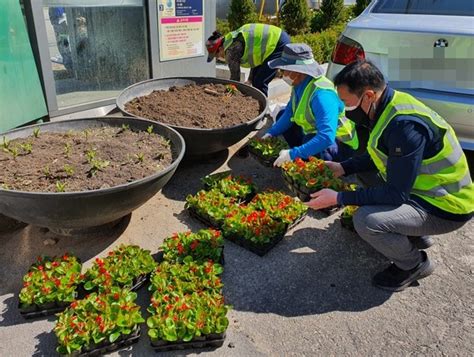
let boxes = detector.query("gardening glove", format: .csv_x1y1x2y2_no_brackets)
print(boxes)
261,133,272,140
273,149,291,167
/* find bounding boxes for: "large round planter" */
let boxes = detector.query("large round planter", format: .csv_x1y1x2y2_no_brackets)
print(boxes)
116,77,268,157
0,117,185,231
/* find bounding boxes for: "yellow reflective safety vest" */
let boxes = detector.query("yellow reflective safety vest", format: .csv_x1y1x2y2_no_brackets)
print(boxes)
290,76,359,150
367,90,474,215
224,24,281,68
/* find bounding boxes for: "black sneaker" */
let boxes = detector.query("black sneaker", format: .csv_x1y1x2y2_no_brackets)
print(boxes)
408,235,434,249
373,251,435,292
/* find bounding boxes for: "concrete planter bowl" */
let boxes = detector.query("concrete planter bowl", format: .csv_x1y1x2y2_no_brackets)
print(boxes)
116,77,268,157
0,117,185,234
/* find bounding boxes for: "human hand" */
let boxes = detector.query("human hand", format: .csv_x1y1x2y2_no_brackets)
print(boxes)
324,161,345,178
273,149,291,167
304,189,338,210
261,133,272,140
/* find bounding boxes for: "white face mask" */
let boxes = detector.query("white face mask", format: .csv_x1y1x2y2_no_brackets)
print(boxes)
282,75,293,86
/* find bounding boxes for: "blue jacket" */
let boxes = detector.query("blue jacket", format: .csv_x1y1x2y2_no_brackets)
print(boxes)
338,86,472,222
267,76,341,159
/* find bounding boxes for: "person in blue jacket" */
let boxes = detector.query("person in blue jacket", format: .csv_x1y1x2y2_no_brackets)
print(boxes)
261,43,348,167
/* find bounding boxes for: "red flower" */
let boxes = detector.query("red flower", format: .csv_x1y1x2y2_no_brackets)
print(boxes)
51,261,59,267
99,267,107,274
177,243,184,255
163,295,170,302
166,304,173,311
71,301,78,309
190,240,199,251
54,278,61,287
38,265,44,271
113,293,120,301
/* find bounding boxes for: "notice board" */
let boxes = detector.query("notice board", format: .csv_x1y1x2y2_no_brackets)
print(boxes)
158,0,204,61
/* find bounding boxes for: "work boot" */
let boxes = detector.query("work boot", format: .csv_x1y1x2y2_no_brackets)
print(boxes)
372,251,435,292
408,235,434,249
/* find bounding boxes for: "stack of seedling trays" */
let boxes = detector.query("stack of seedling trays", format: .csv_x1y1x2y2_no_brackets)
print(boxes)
148,228,229,351
281,157,357,216
18,245,158,356
247,136,289,167
185,172,307,256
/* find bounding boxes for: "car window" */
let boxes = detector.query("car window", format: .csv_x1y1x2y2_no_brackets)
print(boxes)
372,0,474,16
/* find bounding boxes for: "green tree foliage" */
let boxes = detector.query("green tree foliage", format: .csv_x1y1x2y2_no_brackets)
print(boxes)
227,0,259,31
354,0,371,16
279,0,311,35
318,0,344,31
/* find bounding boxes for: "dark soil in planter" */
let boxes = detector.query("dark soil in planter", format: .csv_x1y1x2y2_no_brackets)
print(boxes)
0,127,172,192
124,83,260,129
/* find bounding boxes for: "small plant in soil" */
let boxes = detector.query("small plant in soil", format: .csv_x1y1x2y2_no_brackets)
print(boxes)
248,136,289,161
88,158,110,177
135,152,145,163
2,136,10,150
63,164,75,177
147,125,154,134
63,142,72,158
55,181,67,192
43,165,52,179
32,128,41,138
54,287,144,355
9,146,19,160
83,245,156,292
20,142,33,154
19,254,84,308
161,229,224,264
249,190,307,225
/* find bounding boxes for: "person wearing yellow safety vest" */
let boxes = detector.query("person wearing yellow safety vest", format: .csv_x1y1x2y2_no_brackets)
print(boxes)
306,60,473,292
206,24,290,96
259,43,358,167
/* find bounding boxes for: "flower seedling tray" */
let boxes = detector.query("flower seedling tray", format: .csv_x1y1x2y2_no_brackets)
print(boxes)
201,171,256,203
248,147,276,167
18,300,72,319
63,326,141,357
281,174,340,216
286,213,307,231
187,206,223,229
340,216,355,232
150,332,226,352
224,231,285,257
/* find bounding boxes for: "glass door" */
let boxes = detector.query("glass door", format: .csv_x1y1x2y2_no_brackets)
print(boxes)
27,0,150,116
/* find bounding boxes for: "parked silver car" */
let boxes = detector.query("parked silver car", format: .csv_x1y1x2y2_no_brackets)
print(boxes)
326,0,474,165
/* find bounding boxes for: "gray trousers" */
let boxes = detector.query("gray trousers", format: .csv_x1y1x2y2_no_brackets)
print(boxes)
353,203,468,270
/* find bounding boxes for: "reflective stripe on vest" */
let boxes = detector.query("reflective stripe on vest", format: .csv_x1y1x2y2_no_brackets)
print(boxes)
291,76,359,149
367,90,474,214
224,24,281,68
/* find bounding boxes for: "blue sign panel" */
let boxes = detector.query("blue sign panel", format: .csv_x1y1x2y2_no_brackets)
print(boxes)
175,0,203,16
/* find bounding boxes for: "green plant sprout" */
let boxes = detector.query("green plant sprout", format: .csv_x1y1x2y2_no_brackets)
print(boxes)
121,124,130,130
146,125,154,134
20,142,33,154
63,164,75,177
55,181,66,192
64,143,72,158
135,153,145,163
43,165,52,178
2,136,10,150
85,149,97,163
32,128,41,138
10,146,19,159
88,159,109,176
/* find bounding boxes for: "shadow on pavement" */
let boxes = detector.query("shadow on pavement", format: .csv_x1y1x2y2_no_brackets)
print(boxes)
222,221,393,316
160,150,229,202
0,214,132,326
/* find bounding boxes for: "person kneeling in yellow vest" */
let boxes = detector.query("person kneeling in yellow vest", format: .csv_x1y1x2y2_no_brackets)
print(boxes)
306,60,473,292
259,43,358,167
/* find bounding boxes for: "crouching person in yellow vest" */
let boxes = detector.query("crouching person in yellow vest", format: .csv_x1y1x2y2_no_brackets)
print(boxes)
206,23,290,96
305,60,473,291
259,43,358,167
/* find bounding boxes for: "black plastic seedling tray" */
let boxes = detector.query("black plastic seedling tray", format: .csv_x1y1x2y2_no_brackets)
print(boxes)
248,147,276,168
187,206,223,229
340,216,355,232
18,300,73,319
223,231,285,256
150,332,226,352
62,326,141,356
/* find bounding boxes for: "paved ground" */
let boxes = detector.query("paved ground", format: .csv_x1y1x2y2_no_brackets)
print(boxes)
0,133,473,356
